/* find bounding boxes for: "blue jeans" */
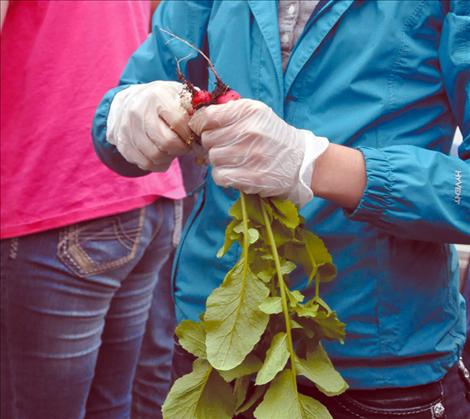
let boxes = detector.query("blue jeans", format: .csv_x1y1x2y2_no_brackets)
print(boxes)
1,199,174,419
131,246,176,419
131,154,205,419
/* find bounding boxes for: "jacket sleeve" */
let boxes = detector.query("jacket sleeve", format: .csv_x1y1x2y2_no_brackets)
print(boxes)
91,0,212,177
348,0,470,244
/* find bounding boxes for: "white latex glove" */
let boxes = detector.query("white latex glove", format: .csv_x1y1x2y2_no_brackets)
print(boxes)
189,99,329,207
107,81,192,172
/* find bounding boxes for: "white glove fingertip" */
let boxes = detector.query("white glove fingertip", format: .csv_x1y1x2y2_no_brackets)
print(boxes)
188,110,206,136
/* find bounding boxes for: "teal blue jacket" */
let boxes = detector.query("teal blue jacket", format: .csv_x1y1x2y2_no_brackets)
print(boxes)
92,0,470,389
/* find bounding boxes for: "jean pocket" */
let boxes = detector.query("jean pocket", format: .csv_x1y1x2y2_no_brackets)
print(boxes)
336,387,445,419
58,208,145,277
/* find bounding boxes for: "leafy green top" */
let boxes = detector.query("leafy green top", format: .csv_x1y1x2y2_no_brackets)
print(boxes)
163,194,347,419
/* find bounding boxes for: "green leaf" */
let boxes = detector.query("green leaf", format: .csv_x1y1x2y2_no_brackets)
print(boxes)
162,359,235,419
244,194,268,225
257,270,274,283
313,309,346,342
255,332,290,385
293,303,319,318
250,252,275,283
175,320,206,359
280,260,296,275
281,229,336,283
290,318,304,329
229,200,242,220
287,289,305,308
234,376,251,411
218,353,263,382
236,385,266,415
292,317,318,340
281,242,316,279
301,230,336,283
297,394,334,419
254,369,333,419
317,263,337,282
259,297,282,314
270,199,300,230
313,296,333,313
233,222,244,234
205,263,270,370
272,221,295,247
248,228,260,244
295,343,348,397
217,219,239,258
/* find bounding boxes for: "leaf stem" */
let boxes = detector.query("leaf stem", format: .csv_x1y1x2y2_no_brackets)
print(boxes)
159,28,225,87
239,192,250,264
259,197,298,390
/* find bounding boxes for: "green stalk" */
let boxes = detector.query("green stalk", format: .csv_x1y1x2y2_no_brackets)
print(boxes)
239,192,250,265
305,242,320,298
259,197,298,389
315,275,320,299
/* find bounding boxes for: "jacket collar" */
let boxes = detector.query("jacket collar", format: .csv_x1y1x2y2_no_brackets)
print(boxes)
247,0,354,96
247,0,283,95
284,0,354,94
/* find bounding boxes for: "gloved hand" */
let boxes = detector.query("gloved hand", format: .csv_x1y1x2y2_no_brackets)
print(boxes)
107,81,193,172
189,99,329,207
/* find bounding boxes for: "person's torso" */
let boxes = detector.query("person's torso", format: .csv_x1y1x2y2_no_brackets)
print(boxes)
164,0,465,388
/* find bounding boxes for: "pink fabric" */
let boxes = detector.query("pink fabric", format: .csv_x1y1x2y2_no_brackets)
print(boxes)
0,0,186,239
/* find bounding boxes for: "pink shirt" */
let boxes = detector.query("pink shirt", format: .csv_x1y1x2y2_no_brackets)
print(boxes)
1,0,185,239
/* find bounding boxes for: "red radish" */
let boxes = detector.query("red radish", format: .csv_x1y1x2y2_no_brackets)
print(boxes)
160,28,240,110
216,90,241,104
192,90,213,108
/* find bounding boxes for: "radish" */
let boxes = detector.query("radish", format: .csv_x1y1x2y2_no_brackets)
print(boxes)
216,89,241,104
160,28,240,115
191,90,212,108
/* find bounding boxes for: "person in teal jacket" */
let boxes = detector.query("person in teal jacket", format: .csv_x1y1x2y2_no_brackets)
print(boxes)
93,1,470,416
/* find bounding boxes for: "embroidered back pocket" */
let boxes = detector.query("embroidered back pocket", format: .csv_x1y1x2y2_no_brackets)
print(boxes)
58,208,145,278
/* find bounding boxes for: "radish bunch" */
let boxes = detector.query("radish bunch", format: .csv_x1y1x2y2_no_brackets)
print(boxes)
159,28,240,116
160,28,346,419
180,80,240,114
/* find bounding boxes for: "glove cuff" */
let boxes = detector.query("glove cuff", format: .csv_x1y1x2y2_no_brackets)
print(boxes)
288,131,329,208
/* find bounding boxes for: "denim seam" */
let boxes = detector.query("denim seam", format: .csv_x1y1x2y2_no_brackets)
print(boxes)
116,218,140,251
149,200,166,243
71,227,97,268
8,237,19,260
336,399,366,419
340,394,443,416
59,228,85,275
57,208,145,277
2,239,20,416
438,380,446,419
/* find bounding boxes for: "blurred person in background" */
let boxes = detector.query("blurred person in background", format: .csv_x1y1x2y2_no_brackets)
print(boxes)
93,1,470,417
0,1,185,418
